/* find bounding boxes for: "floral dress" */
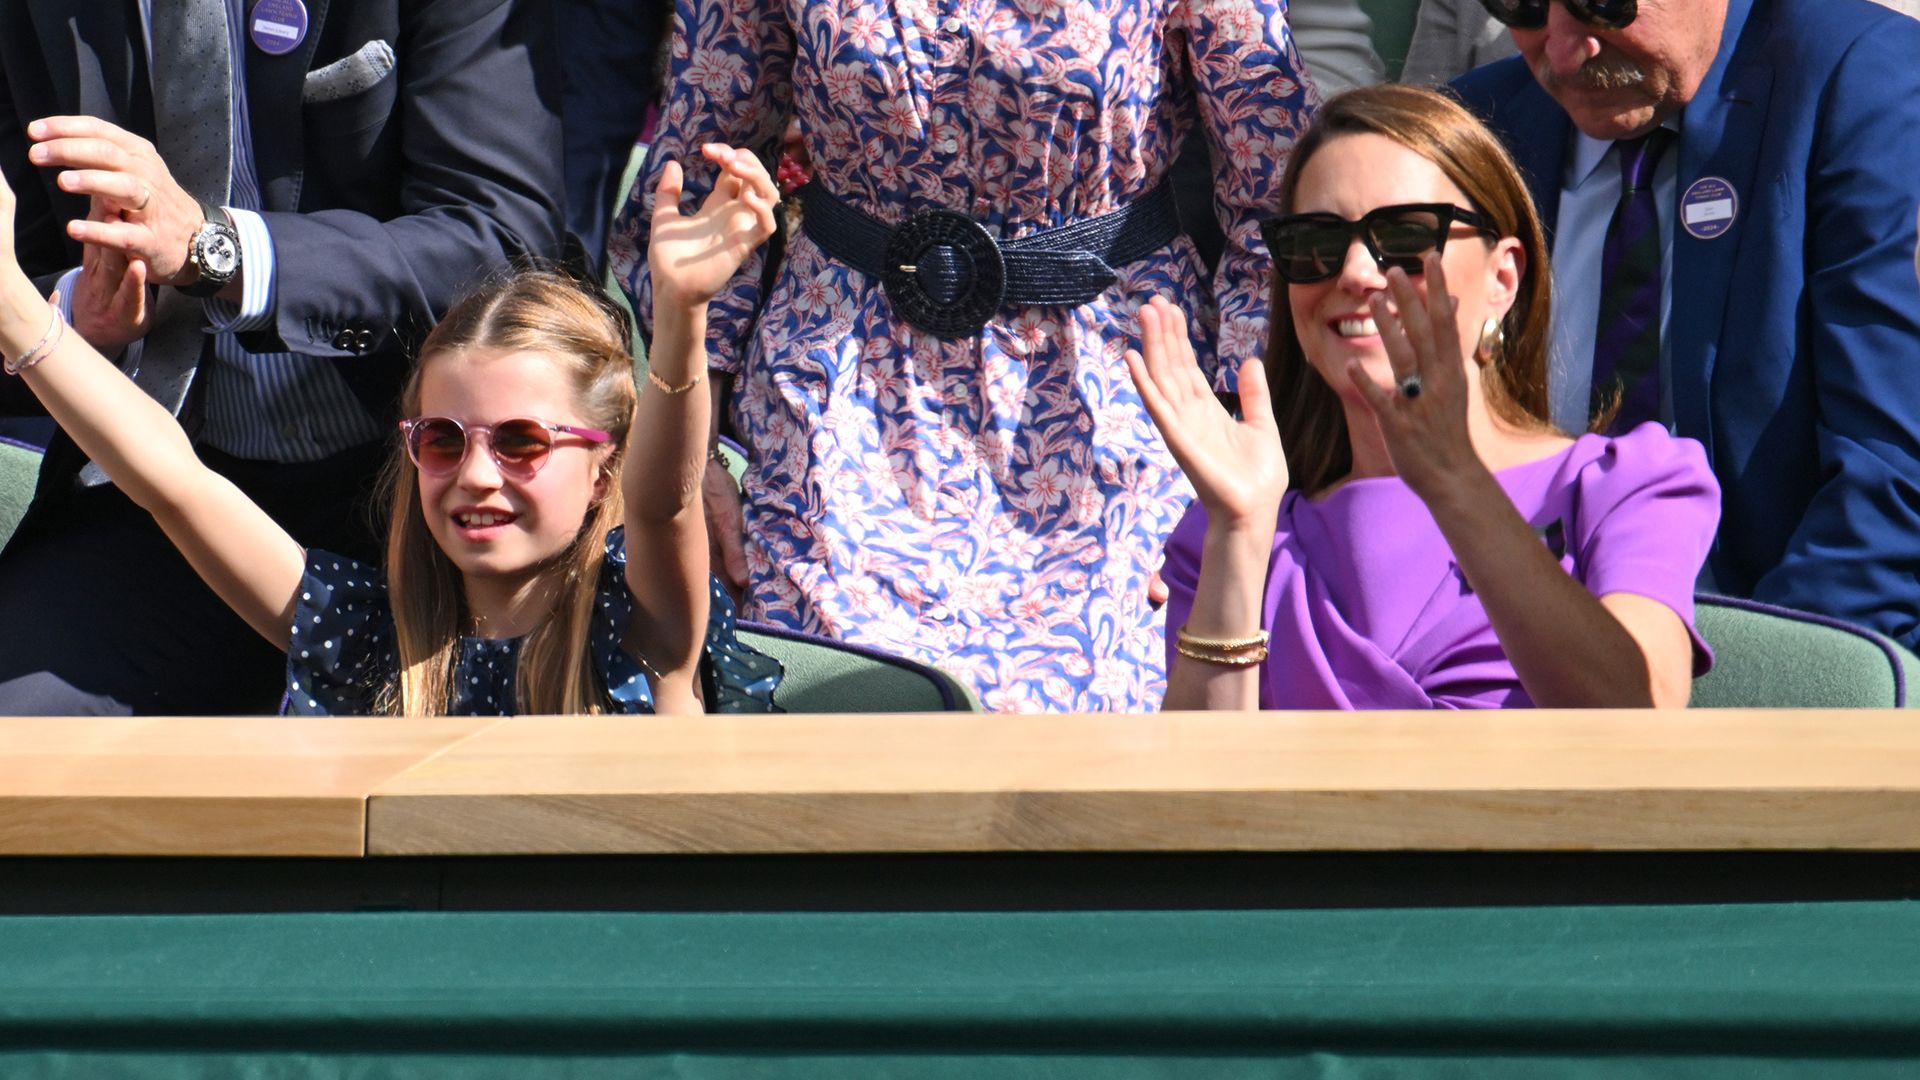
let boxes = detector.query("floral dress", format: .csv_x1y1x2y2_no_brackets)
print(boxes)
284,528,783,715
610,0,1316,711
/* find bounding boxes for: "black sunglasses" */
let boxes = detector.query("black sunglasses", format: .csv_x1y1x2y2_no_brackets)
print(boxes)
1259,203,1498,285
1478,0,1638,30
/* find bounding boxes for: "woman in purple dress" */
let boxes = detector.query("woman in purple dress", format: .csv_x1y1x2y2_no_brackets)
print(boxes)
1134,85,1719,709
609,2,1318,712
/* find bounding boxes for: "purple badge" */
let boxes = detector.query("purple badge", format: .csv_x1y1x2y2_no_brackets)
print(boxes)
249,0,309,56
1680,176,1738,241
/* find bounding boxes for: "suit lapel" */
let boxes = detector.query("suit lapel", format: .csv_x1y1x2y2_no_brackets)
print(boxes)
1501,80,1572,243
1670,0,1769,447
244,0,328,210
29,0,139,122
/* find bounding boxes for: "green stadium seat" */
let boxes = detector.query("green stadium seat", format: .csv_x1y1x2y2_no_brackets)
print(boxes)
1691,594,1919,708
738,621,981,712
0,437,41,553
1358,0,1423,80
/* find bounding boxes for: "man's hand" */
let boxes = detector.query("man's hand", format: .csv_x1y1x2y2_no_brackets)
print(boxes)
70,199,153,355
703,457,751,601
28,116,203,285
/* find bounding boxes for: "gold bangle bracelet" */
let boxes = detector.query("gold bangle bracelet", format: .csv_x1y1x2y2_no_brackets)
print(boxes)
1176,625,1269,652
1175,641,1269,667
646,366,704,395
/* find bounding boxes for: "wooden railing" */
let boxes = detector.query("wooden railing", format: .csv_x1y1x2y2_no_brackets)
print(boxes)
3,710,1917,857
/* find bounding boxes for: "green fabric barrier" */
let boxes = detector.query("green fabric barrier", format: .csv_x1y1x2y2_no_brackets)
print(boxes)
1,904,1918,1076
1692,597,1920,708
0,439,39,552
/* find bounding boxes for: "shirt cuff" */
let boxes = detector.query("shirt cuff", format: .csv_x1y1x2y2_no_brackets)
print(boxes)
202,207,275,333
54,267,80,323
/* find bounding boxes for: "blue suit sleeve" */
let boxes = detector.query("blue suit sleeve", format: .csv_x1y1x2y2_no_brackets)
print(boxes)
1749,19,1920,649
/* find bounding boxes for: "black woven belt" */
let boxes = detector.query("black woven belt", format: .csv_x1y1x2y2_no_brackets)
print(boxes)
799,181,1180,339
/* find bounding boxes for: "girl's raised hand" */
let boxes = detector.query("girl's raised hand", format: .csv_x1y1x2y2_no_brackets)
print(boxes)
649,144,778,307
1344,254,1479,500
1125,296,1287,527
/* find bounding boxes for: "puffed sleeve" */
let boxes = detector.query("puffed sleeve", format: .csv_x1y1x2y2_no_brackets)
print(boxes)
595,528,783,713
1173,0,1320,387
284,551,397,716
1566,424,1723,675
606,0,796,375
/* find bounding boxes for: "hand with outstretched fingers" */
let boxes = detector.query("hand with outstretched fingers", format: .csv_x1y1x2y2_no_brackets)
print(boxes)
649,144,779,308
1346,254,1482,501
28,115,205,285
1125,295,1288,528
70,198,152,356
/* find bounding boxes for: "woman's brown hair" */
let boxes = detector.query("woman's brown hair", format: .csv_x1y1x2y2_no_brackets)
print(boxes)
1264,83,1560,495
376,268,637,716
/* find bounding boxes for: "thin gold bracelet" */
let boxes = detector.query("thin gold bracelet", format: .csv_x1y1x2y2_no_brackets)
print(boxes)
1175,641,1269,667
646,366,704,395
1176,625,1269,652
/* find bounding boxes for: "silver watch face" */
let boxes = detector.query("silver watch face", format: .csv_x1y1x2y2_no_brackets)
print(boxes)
194,223,241,282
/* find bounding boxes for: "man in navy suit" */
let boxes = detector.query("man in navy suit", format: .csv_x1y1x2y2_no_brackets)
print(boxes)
1453,0,1920,650
0,0,564,712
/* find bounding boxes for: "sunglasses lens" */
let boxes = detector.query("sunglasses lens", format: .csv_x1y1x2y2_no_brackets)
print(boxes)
1268,220,1351,283
490,419,555,471
1479,0,1547,28
1571,0,1637,29
408,418,467,473
1368,209,1447,272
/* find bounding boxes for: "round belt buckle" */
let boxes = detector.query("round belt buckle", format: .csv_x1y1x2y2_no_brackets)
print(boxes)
882,210,1005,339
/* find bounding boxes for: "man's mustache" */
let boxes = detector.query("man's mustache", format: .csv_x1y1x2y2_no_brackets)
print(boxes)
1536,52,1649,92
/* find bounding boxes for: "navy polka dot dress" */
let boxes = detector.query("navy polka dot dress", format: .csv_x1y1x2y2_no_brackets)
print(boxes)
284,528,782,715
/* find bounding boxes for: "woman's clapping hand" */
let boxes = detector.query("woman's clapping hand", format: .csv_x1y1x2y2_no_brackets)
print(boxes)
1125,296,1288,527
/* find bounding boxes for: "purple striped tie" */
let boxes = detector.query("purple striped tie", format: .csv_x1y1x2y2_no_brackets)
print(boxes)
1590,129,1674,432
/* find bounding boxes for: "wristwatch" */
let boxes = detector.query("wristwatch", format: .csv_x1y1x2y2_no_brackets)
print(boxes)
179,205,241,298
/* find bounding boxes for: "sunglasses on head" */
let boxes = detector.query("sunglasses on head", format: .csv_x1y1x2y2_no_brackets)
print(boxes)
1478,0,1638,30
1259,203,1498,285
399,416,612,479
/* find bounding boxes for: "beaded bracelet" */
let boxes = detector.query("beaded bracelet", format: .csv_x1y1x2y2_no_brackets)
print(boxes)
646,366,704,395
2,303,64,377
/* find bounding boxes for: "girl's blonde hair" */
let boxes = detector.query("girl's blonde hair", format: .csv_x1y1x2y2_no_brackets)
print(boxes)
1264,83,1562,495
376,269,637,716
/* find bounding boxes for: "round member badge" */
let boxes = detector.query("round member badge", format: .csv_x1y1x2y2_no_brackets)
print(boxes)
1681,176,1738,240
249,0,309,56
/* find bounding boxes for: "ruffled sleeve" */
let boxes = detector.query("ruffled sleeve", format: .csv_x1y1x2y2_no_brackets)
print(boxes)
284,551,397,716
595,528,784,713
1174,0,1320,389
607,1,795,374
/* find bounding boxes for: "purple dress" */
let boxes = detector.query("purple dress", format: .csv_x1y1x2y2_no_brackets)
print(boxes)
1161,425,1722,709
609,1,1317,712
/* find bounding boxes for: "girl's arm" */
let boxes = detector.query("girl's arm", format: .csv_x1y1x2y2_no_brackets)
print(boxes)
0,172,304,649
622,145,777,713
1126,298,1288,712
1355,256,1692,708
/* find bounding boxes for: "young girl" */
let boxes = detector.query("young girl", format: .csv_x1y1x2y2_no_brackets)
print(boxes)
0,144,783,715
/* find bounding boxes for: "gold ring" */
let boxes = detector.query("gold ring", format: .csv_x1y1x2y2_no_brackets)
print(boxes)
131,186,151,212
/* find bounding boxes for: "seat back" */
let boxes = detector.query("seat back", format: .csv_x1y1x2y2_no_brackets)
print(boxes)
737,622,981,712
0,437,42,553
1358,0,1422,79
1690,594,1919,708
